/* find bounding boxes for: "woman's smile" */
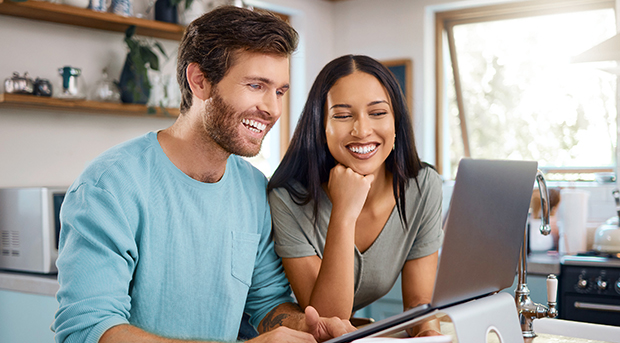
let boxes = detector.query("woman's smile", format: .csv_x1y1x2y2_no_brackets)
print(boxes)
346,143,379,159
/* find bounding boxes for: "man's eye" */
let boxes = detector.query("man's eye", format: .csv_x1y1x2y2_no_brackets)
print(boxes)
249,84,262,90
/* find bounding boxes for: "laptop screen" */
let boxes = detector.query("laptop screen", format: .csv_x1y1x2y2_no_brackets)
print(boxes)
431,158,537,308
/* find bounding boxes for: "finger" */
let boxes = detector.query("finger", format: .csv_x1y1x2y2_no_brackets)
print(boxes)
326,318,349,338
304,305,320,331
250,327,317,343
343,319,356,333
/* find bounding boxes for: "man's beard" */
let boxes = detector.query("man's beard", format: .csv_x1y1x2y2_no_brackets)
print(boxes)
202,87,269,157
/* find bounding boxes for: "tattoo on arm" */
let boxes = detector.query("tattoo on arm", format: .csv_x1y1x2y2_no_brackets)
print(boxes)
258,303,303,333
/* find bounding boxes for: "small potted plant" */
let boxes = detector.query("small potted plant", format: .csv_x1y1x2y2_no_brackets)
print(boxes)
118,25,167,104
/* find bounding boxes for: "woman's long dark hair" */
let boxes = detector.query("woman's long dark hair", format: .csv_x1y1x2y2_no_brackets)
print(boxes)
268,55,426,228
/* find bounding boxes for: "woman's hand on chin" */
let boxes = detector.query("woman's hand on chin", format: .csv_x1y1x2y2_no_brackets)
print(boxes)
327,164,374,222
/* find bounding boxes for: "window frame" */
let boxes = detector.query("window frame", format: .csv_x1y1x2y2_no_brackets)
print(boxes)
434,0,615,175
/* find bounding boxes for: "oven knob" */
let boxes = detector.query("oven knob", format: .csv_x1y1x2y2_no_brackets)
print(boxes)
578,278,588,289
596,278,608,291
615,280,620,294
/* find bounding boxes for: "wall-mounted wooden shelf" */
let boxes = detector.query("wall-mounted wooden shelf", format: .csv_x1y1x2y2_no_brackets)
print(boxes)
0,0,184,40
0,93,179,118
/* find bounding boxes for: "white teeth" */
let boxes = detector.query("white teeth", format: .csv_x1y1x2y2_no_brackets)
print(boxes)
348,144,377,154
242,119,266,133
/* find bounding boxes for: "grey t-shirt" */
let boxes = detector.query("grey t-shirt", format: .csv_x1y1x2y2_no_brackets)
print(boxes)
268,166,444,312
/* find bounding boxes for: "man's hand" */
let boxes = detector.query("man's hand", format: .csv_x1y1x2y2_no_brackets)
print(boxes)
258,303,355,342
302,306,356,342
248,326,317,343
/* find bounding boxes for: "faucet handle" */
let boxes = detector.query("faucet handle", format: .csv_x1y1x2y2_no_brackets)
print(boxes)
547,274,559,318
547,274,558,304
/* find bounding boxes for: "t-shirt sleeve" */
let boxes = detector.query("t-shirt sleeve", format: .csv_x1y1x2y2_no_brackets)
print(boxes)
268,188,318,258
52,183,137,343
244,195,294,330
407,168,445,260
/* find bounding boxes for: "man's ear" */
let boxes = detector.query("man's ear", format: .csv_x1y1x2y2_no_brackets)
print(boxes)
186,62,212,101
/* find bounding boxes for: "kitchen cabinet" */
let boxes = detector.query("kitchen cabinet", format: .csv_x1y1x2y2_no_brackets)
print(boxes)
0,0,182,117
0,270,59,343
0,289,58,343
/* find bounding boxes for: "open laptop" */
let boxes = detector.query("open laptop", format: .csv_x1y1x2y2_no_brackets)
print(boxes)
325,158,538,342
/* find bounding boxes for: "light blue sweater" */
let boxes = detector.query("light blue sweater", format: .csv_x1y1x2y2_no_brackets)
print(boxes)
52,132,293,343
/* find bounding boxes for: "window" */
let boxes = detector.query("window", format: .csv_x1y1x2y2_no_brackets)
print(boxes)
436,0,617,180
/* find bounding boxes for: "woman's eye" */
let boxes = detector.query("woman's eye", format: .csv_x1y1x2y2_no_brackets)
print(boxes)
332,114,352,119
370,111,387,117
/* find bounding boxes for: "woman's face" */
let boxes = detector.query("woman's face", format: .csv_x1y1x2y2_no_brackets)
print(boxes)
324,71,396,176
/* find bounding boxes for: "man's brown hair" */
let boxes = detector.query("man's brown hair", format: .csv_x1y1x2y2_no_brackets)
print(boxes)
176,5,299,113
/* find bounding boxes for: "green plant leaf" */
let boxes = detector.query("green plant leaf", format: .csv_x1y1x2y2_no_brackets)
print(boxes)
125,25,136,40
140,46,160,71
125,37,139,53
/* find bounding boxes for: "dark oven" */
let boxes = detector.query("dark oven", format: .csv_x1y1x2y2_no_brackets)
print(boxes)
558,255,620,326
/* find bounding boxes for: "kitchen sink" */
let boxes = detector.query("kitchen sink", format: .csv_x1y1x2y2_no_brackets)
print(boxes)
533,318,620,342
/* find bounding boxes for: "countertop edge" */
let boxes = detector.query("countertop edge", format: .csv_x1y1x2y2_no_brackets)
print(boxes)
0,270,59,297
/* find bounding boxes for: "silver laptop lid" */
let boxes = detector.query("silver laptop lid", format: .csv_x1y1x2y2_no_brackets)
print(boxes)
431,158,538,308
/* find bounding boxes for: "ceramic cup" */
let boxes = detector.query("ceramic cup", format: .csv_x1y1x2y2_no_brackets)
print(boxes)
111,0,132,17
89,0,112,12
63,0,90,8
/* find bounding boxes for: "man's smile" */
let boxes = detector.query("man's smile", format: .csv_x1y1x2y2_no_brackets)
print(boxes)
242,118,268,133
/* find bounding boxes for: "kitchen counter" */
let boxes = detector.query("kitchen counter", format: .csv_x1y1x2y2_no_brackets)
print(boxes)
381,319,614,342
0,269,58,296
438,320,612,343
527,251,561,275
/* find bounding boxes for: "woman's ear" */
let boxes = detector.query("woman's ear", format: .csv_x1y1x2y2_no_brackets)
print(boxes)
186,62,212,101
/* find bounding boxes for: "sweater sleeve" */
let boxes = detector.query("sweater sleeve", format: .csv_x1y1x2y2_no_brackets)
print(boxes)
52,183,138,343
244,202,294,329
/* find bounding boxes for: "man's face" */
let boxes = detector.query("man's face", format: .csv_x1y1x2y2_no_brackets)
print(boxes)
202,51,290,157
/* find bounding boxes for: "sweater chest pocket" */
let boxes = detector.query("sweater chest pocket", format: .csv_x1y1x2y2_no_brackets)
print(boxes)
231,231,260,287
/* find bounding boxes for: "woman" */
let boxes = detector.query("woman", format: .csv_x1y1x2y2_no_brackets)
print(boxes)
267,55,444,337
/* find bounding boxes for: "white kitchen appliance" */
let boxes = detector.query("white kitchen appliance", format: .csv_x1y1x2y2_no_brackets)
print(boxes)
592,189,620,254
0,187,66,274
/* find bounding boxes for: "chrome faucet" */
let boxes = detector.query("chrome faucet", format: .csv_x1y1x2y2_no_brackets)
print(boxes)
515,170,558,338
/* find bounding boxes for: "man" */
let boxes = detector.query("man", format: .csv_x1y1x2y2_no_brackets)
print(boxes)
52,6,354,343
